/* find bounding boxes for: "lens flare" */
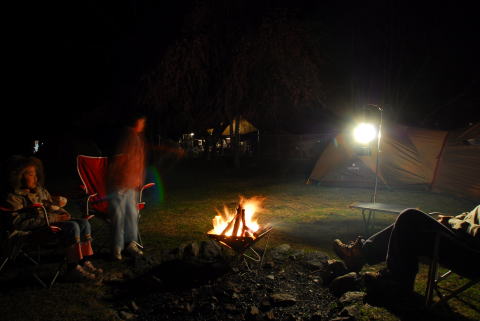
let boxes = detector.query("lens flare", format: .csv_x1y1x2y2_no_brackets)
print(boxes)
147,165,165,204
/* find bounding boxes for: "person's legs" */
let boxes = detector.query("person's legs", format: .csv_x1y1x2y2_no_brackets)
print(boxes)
54,220,83,264
110,190,127,251
54,220,95,280
72,218,93,257
124,189,139,245
386,209,450,289
364,208,459,296
123,189,143,257
387,208,479,289
71,218,103,273
362,224,393,265
333,225,393,271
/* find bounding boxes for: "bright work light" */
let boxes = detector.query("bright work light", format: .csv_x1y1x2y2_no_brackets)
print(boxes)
352,104,383,204
353,123,377,144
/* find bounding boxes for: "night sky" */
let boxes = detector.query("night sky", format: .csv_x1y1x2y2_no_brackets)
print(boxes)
4,1,480,158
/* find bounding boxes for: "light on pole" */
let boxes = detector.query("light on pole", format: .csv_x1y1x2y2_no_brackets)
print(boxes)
352,104,383,203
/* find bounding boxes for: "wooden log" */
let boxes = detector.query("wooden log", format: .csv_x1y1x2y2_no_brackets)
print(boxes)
231,206,242,236
240,208,247,236
221,212,237,235
254,225,273,238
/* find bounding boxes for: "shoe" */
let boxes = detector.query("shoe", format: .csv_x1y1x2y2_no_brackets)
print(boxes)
364,269,413,298
83,261,104,274
112,247,123,261
332,236,366,272
65,265,96,282
125,242,144,257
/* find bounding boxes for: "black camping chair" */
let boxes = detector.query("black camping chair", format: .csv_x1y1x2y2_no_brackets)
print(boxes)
0,204,65,288
425,229,480,308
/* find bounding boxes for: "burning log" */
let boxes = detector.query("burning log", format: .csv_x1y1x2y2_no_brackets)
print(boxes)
240,209,255,237
232,205,242,237
221,214,236,235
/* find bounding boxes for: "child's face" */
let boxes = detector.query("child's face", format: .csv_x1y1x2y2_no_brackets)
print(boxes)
22,165,38,190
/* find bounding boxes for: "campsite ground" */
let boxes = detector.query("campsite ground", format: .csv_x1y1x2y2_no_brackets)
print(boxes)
0,158,478,321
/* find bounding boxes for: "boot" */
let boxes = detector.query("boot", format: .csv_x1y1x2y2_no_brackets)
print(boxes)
332,236,366,272
112,247,122,261
125,241,143,257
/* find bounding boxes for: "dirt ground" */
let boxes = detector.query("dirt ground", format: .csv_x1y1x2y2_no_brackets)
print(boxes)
1,159,478,321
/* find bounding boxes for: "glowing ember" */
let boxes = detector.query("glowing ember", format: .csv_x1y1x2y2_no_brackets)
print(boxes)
208,196,265,237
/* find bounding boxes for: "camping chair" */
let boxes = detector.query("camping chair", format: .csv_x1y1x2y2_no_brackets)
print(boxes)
76,155,155,249
0,204,64,288
425,229,480,308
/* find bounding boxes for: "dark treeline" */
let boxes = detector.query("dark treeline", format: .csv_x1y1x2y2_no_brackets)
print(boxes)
3,0,479,163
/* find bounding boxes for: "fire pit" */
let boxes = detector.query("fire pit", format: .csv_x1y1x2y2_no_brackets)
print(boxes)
207,197,272,261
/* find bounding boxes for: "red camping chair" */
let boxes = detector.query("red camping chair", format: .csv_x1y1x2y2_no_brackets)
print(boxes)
76,155,155,248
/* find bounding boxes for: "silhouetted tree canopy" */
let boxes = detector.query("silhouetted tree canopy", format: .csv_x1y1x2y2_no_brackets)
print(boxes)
139,2,337,136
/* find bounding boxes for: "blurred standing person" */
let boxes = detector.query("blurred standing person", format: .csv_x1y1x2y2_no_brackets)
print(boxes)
108,113,147,260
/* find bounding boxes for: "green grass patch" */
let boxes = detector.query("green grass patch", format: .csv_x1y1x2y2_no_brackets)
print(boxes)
1,162,478,320
137,165,478,320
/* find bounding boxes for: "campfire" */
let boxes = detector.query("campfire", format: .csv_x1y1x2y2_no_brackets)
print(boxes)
207,196,272,253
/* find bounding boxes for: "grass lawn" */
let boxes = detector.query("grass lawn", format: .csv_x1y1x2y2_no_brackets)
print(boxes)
1,159,478,320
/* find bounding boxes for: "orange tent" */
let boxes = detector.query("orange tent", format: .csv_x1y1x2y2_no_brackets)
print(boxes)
308,122,479,200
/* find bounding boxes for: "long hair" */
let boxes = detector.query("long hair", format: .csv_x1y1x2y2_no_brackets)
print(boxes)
5,155,45,192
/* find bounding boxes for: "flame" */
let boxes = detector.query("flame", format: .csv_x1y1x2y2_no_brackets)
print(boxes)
208,196,266,237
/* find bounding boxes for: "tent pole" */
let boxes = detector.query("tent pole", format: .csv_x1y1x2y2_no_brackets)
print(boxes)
371,106,383,204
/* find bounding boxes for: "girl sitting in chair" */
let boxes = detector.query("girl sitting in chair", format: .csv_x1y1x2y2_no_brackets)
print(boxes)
2,155,103,281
